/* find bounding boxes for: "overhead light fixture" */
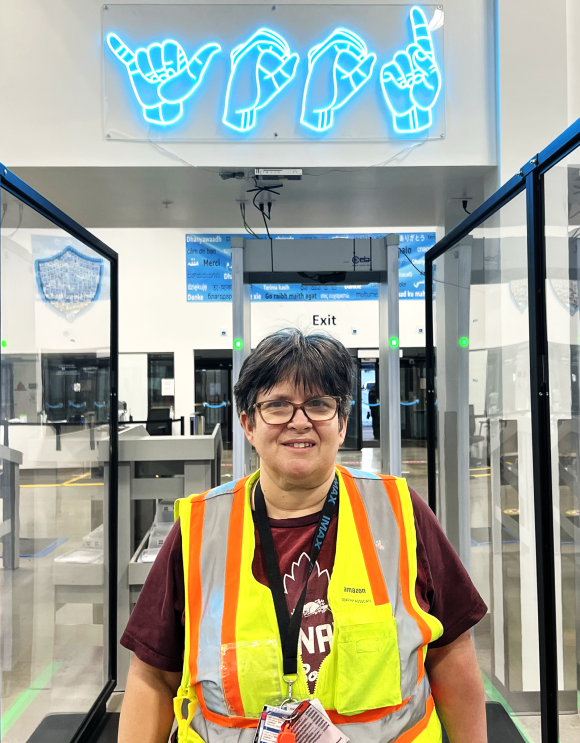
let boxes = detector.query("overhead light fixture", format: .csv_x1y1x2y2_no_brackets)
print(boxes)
255,168,302,181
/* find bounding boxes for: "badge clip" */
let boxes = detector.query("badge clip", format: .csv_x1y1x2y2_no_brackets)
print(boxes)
281,673,298,707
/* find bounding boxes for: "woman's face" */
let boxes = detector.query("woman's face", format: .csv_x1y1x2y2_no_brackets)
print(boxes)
240,379,347,489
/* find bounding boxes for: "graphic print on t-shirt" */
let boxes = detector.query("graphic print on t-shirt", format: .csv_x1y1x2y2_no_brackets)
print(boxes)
284,551,334,693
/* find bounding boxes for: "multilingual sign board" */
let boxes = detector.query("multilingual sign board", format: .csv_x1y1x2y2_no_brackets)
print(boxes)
103,4,445,142
185,233,435,302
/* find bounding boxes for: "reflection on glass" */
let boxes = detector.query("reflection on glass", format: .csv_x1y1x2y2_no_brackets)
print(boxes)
0,188,111,742
545,163,580,742
434,191,546,742
195,359,232,446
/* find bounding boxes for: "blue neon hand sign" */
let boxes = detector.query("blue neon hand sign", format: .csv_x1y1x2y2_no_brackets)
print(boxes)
107,33,220,125
379,7,441,133
300,29,376,132
223,29,299,132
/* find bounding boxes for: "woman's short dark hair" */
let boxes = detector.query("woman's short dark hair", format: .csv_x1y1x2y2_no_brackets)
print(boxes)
234,328,355,424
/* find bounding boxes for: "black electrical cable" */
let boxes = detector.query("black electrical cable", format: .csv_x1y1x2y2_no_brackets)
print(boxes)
258,202,274,271
3,202,24,239
259,204,271,241
399,244,477,292
398,246,426,277
246,181,282,268
239,202,259,239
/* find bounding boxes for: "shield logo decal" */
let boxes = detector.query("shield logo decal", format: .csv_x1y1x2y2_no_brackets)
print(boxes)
509,279,528,314
35,246,104,322
549,279,579,316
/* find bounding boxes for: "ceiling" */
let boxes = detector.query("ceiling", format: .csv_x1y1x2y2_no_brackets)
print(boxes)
5,165,495,230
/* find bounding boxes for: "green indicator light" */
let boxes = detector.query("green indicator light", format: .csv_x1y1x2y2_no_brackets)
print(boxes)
233,339,243,350
1,340,6,348
389,337,399,348
459,337,469,347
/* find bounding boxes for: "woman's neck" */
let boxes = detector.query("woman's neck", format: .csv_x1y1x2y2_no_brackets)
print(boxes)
253,467,336,519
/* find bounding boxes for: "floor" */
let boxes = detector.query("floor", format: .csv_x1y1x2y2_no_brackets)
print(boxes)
1,442,579,743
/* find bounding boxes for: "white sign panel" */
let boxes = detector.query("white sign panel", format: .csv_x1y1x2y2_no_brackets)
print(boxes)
161,378,175,397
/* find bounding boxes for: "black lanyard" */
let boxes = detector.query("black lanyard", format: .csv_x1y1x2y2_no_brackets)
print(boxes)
254,475,339,683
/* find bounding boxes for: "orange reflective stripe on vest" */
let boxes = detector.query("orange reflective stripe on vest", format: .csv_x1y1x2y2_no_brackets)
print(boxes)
221,476,250,719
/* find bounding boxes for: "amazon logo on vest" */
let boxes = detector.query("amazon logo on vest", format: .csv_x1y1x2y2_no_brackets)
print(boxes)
106,6,442,135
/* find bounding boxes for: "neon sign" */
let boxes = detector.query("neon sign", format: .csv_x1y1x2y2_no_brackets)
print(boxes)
223,29,299,132
379,7,441,133
107,33,220,125
301,29,376,132
106,6,442,136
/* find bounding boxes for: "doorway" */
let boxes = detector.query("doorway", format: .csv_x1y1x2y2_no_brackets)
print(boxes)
194,350,233,448
400,351,427,442
360,359,380,448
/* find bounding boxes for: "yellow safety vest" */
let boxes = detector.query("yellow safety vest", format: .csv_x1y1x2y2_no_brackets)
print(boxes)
173,466,444,743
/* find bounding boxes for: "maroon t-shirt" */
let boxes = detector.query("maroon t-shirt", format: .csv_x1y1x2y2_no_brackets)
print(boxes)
121,487,486,693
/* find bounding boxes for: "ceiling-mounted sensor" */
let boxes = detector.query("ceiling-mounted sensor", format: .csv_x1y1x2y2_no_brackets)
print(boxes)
255,168,302,181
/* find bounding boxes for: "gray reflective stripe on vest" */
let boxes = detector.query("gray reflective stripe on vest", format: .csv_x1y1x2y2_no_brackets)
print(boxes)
354,473,424,701
194,480,239,717
189,684,432,743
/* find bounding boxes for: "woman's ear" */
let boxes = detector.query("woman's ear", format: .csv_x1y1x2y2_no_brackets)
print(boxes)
240,410,255,445
338,416,349,442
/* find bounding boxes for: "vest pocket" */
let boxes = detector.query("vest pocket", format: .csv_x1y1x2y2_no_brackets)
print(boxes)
221,638,283,719
335,616,403,715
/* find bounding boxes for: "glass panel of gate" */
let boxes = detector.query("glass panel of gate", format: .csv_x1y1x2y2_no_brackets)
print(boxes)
0,188,112,742
433,189,543,740
544,160,580,740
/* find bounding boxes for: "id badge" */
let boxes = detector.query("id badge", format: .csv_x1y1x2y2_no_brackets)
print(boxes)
253,703,299,743
277,700,350,743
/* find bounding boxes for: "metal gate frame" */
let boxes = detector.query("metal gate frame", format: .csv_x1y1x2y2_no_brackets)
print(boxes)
425,118,580,743
0,165,119,743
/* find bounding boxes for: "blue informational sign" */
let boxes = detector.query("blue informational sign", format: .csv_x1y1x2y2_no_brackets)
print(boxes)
251,283,379,302
186,235,232,301
398,232,435,299
186,232,435,302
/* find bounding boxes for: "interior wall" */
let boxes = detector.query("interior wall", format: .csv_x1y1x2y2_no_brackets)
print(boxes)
567,0,580,126
96,227,428,418
0,0,495,169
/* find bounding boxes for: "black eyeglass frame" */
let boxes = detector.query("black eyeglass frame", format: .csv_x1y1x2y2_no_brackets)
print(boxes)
253,395,342,425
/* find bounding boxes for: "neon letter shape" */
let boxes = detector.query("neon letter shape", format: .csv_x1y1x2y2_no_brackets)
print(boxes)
107,33,220,125
223,29,299,132
300,29,376,132
379,7,442,134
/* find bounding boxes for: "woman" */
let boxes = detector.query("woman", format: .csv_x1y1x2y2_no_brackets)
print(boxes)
119,329,487,743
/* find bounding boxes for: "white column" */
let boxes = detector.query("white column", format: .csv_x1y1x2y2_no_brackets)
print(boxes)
379,234,401,476
231,237,252,479
174,346,194,424
434,236,472,568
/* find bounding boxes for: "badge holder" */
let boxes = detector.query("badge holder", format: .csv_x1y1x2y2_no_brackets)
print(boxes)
276,700,350,743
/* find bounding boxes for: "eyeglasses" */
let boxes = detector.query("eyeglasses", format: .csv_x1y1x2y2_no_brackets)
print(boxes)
254,396,341,425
